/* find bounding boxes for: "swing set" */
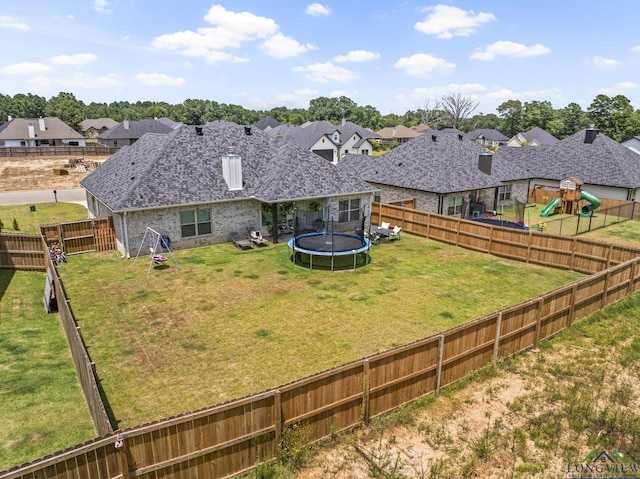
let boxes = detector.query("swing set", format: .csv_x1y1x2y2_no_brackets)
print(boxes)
134,227,180,275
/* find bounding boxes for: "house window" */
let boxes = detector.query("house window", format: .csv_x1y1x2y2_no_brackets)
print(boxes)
180,208,212,237
338,199,360,222
498,184,512,202
447,196,463,216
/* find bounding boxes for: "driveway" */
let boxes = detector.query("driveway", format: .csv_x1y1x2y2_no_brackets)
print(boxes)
0,188,87,207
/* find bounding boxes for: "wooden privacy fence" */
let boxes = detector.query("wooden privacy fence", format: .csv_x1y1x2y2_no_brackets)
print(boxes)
0,145,118,157
0,233,47,271
40,217,116,255
3,203,640,479
45,246,114,437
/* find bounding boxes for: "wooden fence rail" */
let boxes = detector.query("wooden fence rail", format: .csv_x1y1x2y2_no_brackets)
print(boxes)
0,145,118,157
3,203,640,479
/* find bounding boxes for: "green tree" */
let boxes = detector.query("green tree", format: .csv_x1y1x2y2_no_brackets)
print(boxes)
588,94,637,141
460,113,500,132
548,102,589,139
45,92,85,129
522,100,555,131
497,99,524,138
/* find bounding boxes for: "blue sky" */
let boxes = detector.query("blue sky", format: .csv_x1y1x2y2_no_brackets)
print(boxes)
1,1,639,116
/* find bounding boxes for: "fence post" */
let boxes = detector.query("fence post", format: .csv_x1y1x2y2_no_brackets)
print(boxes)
567,283,578,327
570,237,577,270
455,218,461,246
362,359,370,425
426,213,431,239
116,436,131,479
526,230,532,264
533,298,544,347
488,226,494,254
492,312,502,361
436,335,445,395
628,260,638,296
601,270,611,309
274,390,282,460
606,244,613,269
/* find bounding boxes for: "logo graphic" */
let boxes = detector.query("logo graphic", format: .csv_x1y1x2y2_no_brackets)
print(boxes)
566,450,640,478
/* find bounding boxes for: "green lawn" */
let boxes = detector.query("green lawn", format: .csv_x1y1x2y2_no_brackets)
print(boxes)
0,270,95,471
56,234,583,429
0,203,88,235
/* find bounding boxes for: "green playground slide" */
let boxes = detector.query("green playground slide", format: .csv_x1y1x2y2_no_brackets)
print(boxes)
540,196,562,217
579,190,601,217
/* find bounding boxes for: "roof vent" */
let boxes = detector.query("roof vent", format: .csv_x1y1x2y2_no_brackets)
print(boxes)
222,146,243,191
244,126,252,135
458,134,464,141
478,152,493,175
431,135,437,142
195,126,203,136
584,126,599,144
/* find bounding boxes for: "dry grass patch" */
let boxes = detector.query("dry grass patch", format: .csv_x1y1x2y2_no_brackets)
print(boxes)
56,234,583,428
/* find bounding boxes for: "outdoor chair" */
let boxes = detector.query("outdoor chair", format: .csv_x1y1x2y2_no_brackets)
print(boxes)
248,230,268,247
389,225,402,240
380,221,391,230
231,232,253,250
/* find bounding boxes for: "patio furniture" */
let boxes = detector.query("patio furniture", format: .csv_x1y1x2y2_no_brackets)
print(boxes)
249,230,268,247
231,232,253,250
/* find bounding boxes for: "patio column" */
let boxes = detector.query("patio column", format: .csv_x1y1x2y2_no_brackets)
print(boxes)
271,203,279,244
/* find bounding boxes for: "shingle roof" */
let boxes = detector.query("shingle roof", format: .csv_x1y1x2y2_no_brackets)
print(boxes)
267,120,381,150
0,117,85,141
465,128,509,141
337,131,529,194
79,118,119,132
255,116,281,130
376,125,421,140
80,123,375,212
510,127,558,146
496,129,640,188
98,119,174,140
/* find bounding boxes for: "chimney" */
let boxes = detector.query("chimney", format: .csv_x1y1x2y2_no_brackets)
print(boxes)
478,152,492,175
28,123,35,138
8,115,12,121
392,128,397,137
123,119,130,129
342,118,346,126
38,117,46,131
584,125,599,144
222,146,243,191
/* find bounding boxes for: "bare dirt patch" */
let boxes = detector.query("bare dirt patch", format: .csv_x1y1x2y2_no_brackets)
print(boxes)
0,156,108,191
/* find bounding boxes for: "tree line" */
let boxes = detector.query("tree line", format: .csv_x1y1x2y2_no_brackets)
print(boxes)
1,91,639,142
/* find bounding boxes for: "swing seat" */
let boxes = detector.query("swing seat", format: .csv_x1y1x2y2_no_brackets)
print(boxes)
151,253,167,263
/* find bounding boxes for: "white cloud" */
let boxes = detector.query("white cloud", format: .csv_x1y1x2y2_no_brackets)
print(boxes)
49,53,97,66
134,73,185,87
93,0,112,14
0,15,30,31
247,88,319,110
2,62,53,75
598,82,638,95
152,5,282,63
58,72,122,88
306,3,331,16
394,53,455,77
28,76,51,90
260,33,316,59
415,5,495,39
292,62,358,82
470,41,550,60
586,56,620,69
631,45,640,53
334,50,380,63
203,5,277,38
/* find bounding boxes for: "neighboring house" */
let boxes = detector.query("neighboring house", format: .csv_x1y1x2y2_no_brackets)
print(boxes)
497,128,640,203
376,125,422,144
0,116,86,147
621,136,640,155
465,128,509,149
505,127,559,147
266,119,380,163
79,118,119,143
156,117,184,130
80,122,375,258
410,124,431,133
255,116,281,131
338,130,531,216
97,119,174,148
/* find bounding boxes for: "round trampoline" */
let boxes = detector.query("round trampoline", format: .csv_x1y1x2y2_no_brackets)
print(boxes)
288,232,371,271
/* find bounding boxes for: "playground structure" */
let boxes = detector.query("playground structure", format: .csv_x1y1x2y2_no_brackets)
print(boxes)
540,177,601,218
134,227,180,275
